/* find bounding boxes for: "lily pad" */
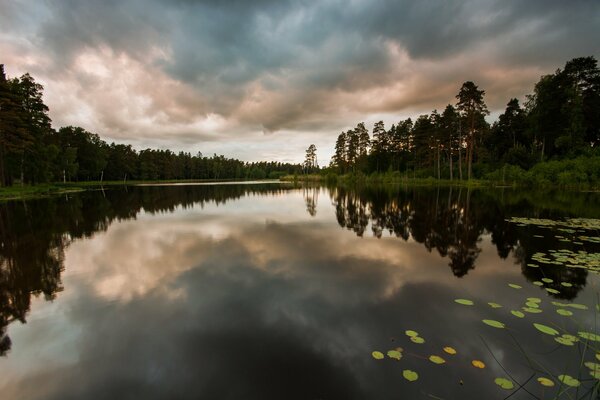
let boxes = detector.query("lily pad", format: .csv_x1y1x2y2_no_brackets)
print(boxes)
387,350,402,360
525,301,540,308
541,278,554,283
533,323,559,336
555,337,575,346
578,331,600,342
403,370,419,382
454,299,474,306
488,302,502,309
561,282,573,287
522,307,542,314
533,281,544,286
508,283,522,289
405,330,419,337
556,309,573,316
472,360,485,369
537,377,554,387
511,310,525,318
443,346,457,355
558,374,580,387
410,336,425,344
494,377,514,390
372,351,384,360
527,297,541,303
546,288,560,294
429,355,446,365
482,319,505,329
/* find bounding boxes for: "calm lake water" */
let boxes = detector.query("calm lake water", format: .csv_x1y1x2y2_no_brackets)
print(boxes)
1,183,600,399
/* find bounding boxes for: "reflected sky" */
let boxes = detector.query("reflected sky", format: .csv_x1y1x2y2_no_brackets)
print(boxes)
1,184,599,399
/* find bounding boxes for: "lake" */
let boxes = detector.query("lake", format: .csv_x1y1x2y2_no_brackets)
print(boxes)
1,183,599,399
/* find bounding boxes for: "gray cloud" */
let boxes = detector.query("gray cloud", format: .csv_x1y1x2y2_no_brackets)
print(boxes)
1,0,599,161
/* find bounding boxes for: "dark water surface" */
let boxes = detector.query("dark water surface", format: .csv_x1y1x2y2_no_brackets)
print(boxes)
1,183,600,399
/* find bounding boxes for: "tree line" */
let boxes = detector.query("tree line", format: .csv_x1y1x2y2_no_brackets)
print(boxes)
328,56,600,180
0,64,302,186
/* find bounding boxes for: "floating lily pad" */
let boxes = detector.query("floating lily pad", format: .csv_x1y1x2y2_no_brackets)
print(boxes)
494,377,514,390
405,330,419,337
508,283,522,289
443,346,457,355
525,301,540,308
578,331,600,342
556,309,573,316
568,303,588,310
558,374,580,387
561,282,573,287
533,323,559,336
511,310,525,318
541,278,554,283
527,297,541,303
387,350,402,360
472,360,485,369
403,370,419,382
429,355,445,364
533,281,544,286
488,302,502,309
372,351,384,360
410,336,425,344
482,319,505,329
455,299,474,306
537,377,554,387
522,307,542,314
546,288,560,294
555,337,575,346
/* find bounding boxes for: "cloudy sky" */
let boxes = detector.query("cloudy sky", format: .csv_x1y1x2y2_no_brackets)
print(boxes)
1,0,599,163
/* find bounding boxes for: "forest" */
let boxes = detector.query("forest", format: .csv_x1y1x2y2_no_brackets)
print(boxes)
1,56,599,188
0,65,302,186
326,56,600,187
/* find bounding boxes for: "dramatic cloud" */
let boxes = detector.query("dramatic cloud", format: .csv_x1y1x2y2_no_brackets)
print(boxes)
1,0,599,161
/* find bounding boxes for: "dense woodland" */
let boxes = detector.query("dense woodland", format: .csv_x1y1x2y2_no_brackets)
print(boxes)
0,64,302,186
1,56,599,188
327,56,600,186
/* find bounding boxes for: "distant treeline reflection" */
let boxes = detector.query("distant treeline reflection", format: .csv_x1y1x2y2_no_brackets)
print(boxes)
0,184,291,356
328,185,597,292
1,184,598,356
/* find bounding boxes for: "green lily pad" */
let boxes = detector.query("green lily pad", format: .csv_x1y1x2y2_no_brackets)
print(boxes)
508,283,522,289
527,297,541,303
405,330,419,337
541,278,554,283
523,307,542,314
555,337,575,346
537,377,554,387
546,288,560,294
533,281,543,286
454,299,474,306
561,282,573,287
372,351,384,360
579,331,600,342
525,301,540,308
410,336,425,344
387,350,402,360
558,375,580,387
568,303,588,310
556,309,573,316
494,377,514,390
533,323,559,336
482,319,505,329
429,355,445,365
403,370,419,382
511,310,525,318
488,302,502,309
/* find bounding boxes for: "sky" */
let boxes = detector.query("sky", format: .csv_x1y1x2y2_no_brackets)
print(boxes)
1,0,599,163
